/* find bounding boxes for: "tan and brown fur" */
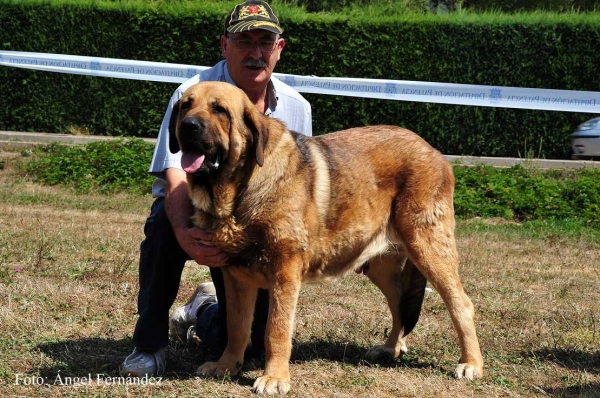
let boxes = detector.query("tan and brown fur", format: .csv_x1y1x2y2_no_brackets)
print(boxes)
169,81,484,395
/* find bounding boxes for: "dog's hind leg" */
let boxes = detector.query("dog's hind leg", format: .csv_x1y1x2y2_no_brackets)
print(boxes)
364,253,427,363
197,269,257,378
398,210,484,380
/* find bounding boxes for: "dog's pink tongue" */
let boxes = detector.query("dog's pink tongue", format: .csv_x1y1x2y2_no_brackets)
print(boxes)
181,152,205,174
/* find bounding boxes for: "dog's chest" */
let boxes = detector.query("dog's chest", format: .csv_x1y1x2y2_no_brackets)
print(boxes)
192,208,271,263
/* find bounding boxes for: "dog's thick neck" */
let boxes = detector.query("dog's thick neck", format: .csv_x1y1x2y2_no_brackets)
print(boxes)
186,149,263,252
187,159,254,215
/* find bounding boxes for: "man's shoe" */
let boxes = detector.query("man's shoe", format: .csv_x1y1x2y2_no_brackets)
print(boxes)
120,347,165,377
169,282,217,342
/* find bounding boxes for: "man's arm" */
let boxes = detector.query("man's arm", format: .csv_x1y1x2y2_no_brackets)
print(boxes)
165,168,228,267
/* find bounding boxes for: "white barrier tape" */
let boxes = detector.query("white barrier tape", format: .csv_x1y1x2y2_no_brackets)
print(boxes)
0,51,208,83
2,50,600,114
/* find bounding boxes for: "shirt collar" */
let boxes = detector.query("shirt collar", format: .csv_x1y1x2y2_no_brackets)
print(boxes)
265,80,278,116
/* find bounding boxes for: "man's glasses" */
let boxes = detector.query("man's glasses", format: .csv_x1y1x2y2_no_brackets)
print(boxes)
228,37,279,53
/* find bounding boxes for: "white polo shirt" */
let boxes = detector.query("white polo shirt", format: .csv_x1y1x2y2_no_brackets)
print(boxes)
148,60,313,197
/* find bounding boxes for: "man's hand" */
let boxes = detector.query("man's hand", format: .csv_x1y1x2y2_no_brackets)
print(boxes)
165,168,229,267
174,226,229,267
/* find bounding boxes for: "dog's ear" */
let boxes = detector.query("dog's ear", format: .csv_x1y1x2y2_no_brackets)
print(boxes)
244,105,269,167
168,100,181,154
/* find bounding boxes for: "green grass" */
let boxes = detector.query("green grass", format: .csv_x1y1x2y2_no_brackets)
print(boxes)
17,140,600,230
453,164,600,228
458,217,600,243
21,139,155,196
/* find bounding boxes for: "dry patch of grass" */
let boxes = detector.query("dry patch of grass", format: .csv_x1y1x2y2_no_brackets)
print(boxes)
0,153,598,397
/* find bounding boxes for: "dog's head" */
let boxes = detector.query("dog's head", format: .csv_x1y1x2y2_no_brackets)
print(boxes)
169,81,269,180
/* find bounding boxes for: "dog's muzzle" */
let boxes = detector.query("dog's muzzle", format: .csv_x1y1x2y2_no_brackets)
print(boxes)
179,117,223,175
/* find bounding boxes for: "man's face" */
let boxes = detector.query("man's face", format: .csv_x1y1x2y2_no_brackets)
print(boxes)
221,29,285,92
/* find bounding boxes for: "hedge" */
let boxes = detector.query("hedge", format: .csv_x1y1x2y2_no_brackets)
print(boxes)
1,0,599,159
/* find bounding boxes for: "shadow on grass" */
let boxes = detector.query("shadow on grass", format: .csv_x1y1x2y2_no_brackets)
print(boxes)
36,337,132,379
36,337,220,381
35,336,436,384
528,348,600,397
531,348,600,375
290,338,437,370
544,383,600,398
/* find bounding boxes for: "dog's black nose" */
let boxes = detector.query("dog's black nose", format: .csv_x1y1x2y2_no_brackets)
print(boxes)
180,117,203,134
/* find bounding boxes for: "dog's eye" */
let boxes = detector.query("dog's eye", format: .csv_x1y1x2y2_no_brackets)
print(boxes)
181,100,191,111
213,104,227,115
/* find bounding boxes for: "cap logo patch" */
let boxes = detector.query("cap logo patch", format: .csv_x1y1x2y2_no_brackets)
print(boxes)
239,4,270,20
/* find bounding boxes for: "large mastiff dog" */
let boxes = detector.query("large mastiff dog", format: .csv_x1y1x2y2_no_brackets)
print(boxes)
169,81,483,395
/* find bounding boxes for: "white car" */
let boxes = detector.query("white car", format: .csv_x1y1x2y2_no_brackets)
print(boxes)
571,117,600,160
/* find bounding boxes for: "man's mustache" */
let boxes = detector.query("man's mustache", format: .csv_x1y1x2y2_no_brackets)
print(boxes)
243,58,268,68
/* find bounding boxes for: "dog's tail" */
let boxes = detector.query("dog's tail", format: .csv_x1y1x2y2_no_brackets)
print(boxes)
400,259,428,337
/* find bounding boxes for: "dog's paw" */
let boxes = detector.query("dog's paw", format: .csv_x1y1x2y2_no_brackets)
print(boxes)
364,344,407,363
252,375,291,395
196,361,241,378
454,363,483,381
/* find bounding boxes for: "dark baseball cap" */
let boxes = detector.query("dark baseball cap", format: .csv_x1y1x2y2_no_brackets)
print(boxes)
224,1,283,35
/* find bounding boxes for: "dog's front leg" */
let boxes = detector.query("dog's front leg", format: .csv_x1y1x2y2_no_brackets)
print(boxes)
197,268,257,378
252,264,302,396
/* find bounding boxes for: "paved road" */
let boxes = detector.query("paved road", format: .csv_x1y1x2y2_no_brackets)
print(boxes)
1,130,598,170
0,130,156,146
